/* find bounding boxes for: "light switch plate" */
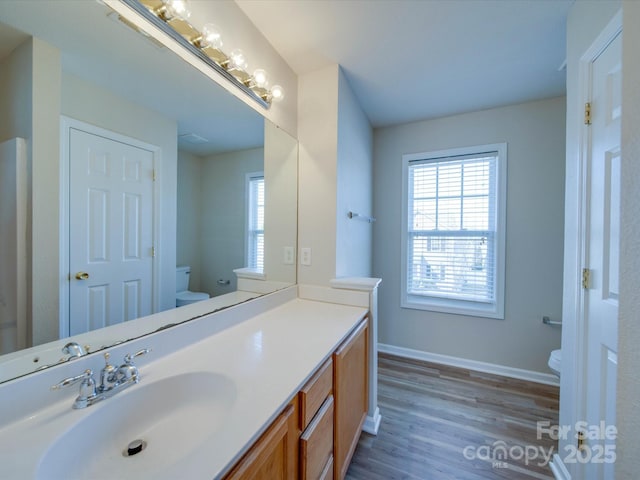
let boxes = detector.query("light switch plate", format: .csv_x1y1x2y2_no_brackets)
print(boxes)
300,247,312,266
283,246,295,265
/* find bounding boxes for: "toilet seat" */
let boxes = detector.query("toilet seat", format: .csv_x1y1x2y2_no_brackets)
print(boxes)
548,349,562,377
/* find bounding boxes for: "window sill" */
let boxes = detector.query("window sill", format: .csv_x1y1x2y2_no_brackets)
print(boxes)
401,294,504,320
233,267,265,280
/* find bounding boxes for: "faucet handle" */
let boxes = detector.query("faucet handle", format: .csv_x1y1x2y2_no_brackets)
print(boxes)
51,369,94,391
124,348,151,365
52,369,98,409
119,349,151,383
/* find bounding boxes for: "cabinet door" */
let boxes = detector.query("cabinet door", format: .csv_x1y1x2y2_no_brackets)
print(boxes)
225,402,297,480
333,319,368,480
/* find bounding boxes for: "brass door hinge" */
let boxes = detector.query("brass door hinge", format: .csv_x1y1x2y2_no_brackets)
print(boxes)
582,268,591,289
151,246,156,258
152,169,156,181
584,102,592,125
577,430,587,451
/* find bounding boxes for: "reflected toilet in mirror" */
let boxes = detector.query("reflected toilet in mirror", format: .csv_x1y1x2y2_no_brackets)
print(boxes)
176,266,209,307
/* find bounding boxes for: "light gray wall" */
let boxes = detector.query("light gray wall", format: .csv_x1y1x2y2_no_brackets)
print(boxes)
297,65,374,285
199,148,264,297
373,96,566,373
176,151,203,291
61,72,178,315
0,39,34,345
617,1,640,475
0,39,31,143
179,126,298,293
297,65,339,286
336,68,373,278
31,39,61,346
263,122,298,284
0,38,61,346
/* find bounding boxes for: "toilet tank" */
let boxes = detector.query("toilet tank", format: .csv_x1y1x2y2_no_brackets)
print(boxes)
176,265,191,292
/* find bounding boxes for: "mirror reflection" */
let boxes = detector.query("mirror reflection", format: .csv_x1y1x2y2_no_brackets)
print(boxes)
0,0,297,383
177,146,264,300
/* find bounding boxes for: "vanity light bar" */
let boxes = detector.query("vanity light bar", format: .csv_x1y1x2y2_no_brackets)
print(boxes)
118,0,281,108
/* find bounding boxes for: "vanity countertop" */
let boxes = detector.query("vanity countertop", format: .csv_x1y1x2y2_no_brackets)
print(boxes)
0,295,368,479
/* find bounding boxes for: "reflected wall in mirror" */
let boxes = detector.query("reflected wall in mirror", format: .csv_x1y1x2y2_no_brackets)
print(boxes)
177,122,298,298
0,0,298,383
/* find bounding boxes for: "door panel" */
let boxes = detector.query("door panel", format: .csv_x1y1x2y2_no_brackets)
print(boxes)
69,128,154,335
584,30,620,480
88,188,109,262
603,151,620,300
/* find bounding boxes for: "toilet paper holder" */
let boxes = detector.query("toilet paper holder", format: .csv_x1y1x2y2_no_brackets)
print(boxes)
542,316,562,327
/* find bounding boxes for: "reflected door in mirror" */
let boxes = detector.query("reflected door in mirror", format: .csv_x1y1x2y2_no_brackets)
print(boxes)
68,127,155,335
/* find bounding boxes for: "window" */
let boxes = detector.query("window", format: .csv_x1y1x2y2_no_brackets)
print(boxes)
401,144,507,319
247,173,264,271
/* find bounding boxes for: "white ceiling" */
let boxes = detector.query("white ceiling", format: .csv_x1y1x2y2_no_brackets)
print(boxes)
0,0,572,144
236,0,572,127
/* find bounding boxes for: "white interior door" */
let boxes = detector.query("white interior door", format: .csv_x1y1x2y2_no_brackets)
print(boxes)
69,127,154,335
583,30,621,480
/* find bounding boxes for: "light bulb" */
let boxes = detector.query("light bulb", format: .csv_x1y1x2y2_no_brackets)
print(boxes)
252,69,269,88
201,23,223,49
162,0,191,20
229,49,248,70
270,85,285,102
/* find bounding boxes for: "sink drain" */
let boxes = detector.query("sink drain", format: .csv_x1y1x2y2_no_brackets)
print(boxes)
123,439,147,457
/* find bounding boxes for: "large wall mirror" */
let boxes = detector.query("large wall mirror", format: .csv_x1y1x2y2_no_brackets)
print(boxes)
0,1,297,383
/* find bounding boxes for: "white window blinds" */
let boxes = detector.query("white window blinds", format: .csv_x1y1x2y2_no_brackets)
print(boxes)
247,175,264,270
407,152,498,304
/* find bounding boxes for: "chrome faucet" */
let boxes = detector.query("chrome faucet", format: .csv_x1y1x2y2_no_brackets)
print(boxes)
51,348,151,409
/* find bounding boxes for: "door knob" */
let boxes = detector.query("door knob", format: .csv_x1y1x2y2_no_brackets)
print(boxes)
75,272,90,280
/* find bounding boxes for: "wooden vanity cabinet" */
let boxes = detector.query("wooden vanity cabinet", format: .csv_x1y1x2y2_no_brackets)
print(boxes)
333,319,368,480
224,401,298,480
223,317,368,480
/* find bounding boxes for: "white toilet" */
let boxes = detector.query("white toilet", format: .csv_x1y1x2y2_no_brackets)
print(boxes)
176,266,210,307
548,349,562,378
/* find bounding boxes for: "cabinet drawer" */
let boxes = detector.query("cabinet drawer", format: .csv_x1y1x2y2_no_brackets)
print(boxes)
299,358,333,430
300,395,334,480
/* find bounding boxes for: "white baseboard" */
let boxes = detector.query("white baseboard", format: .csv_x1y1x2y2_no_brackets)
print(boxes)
550,454,570,480
378,343,560,387
362,407,381,435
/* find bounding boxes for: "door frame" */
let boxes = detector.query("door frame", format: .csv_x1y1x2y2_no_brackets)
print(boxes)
59,116,162,338
557,11,622,480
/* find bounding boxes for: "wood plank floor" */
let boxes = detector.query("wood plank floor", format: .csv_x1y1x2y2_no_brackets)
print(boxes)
346,353,559,480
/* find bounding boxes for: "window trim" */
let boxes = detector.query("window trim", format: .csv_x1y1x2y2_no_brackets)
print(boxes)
245,171,265,272
401,143,507,319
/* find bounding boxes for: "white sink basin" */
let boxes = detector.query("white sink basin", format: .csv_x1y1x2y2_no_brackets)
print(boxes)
36,371,236,480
